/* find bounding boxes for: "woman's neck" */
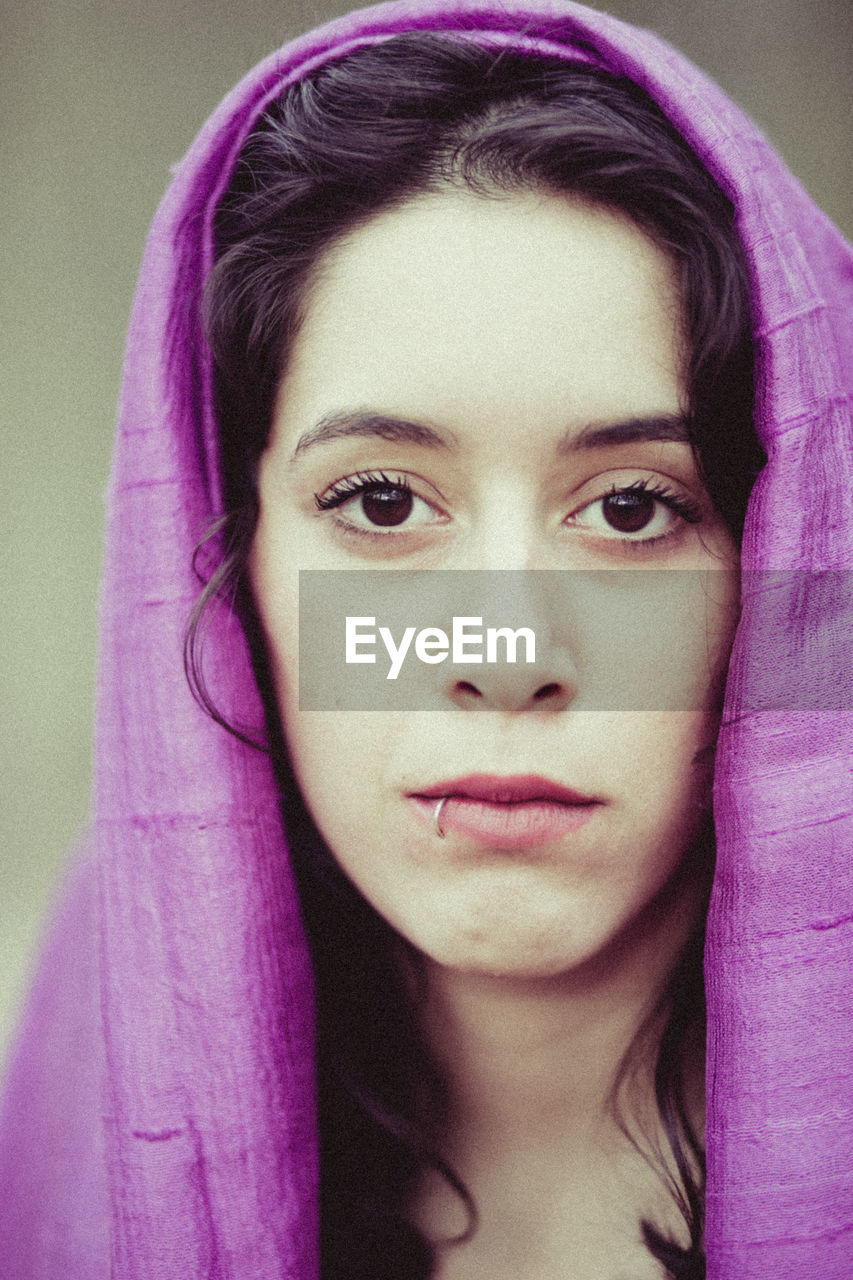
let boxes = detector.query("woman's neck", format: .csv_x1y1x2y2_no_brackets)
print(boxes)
409,875,706,1275
423,869,701,1140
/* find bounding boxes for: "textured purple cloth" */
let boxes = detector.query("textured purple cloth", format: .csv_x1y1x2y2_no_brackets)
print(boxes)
1,1,851,1275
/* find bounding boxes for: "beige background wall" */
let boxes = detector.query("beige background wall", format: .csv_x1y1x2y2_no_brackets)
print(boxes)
1,0,850,1057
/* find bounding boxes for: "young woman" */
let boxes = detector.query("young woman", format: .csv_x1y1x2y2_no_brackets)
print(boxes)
1,3,850,1278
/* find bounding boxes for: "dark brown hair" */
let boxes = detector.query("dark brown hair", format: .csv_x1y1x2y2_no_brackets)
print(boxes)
190,32,764,1279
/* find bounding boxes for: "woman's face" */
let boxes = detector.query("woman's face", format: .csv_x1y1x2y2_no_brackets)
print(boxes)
250,190,739,981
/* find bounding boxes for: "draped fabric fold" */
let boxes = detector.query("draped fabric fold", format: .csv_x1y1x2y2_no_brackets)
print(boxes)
1,2,850,1276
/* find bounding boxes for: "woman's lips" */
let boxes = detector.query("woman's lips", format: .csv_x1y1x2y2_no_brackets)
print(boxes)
408,774,601,849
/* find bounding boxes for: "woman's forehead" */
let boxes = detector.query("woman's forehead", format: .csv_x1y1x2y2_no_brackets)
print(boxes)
275,188,685,450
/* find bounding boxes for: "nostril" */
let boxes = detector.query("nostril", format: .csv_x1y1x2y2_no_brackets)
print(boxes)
534,683,562,701
455,681,483,698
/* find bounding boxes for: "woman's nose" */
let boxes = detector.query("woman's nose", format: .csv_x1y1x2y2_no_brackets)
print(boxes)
460,501,550,575
446,664,577,714
437,571,580,714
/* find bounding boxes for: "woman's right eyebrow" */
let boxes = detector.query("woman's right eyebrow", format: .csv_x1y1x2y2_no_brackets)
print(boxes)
290,411,458,460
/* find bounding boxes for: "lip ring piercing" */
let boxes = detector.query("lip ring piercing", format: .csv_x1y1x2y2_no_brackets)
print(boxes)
433,796,448,838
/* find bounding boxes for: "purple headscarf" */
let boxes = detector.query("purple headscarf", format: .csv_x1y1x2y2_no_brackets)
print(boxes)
1,1,850,1275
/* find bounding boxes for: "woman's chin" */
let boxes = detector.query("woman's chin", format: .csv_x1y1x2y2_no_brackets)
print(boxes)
406,904,627,985
400,870,697,989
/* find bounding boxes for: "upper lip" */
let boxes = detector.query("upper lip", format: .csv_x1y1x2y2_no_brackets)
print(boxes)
410,773,597,805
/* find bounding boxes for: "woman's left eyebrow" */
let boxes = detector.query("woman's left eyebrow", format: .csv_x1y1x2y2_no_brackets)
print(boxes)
558,413,690,453
291,410,458,460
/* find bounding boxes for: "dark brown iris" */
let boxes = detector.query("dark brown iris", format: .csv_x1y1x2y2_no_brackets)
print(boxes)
361,487,414,527
602,491,656,533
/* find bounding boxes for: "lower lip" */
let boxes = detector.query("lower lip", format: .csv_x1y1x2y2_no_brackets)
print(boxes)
409,795,599,849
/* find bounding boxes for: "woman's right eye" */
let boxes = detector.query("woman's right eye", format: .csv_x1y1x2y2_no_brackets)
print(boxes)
314,471,446,534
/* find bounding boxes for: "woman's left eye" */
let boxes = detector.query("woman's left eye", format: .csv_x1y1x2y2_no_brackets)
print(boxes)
568,481,703,542
314,471,444,533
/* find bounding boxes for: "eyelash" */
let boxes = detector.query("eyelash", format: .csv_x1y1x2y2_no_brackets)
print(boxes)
313,470,703,547
314,470,413,512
